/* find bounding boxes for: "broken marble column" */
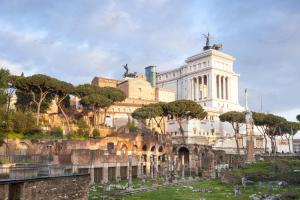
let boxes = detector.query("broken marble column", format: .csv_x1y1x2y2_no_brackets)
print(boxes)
245,89,255,162
137,155,142,178
146,153,151,176
150,155,154,178
127,154,133,189
102,163,109,184
153,154,158,184
116,151,121,183
90,165,95,184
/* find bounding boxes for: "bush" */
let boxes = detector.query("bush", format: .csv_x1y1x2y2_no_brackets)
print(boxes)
92,128,101,138
127,121,137,133
223,158,300,184
11,111,36,133
23,127,42,135
50,127,64,138
77,119,90,137
66,131,88,140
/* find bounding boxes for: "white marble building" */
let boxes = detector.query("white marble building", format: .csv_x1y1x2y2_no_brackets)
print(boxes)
156,48,291,154
157,49,242,112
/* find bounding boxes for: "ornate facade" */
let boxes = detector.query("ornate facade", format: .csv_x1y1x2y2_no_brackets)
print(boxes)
156,48,290,154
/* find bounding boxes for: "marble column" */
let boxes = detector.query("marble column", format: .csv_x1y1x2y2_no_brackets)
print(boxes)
207,74,210,99
223,76,226,100
189,154,192,178
90,165,95,184
202,75,205,99
146,153,151,176
221,76,224,99
128,154,133,188
154,154,158,181
196,77,199,101
150,155,154,178
102,163,108,184
137,155,142,178
216,75,219,98
228,78,231,101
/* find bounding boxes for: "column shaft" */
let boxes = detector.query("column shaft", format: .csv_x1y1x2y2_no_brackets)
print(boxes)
196,77,199,101
202,75,205,99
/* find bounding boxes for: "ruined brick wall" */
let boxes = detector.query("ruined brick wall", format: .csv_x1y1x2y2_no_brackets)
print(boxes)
0,174,90,200
0,184,9,200
21,174,89,200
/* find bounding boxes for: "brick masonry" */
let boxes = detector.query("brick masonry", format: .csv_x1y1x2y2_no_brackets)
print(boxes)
0,174,90,200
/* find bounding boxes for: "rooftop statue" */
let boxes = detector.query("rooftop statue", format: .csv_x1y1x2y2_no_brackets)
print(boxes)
123,64,137,78
203,32,211,47
203,32,223,51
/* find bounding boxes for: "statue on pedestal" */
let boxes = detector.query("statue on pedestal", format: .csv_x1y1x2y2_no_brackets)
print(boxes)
123,64,137,78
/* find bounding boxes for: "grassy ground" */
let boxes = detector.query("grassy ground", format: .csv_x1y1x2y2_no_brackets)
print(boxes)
88,158,300,200
89,178,166,199
122,180,300,200
6,131,59,139
88,179,300,200
5,131,88,140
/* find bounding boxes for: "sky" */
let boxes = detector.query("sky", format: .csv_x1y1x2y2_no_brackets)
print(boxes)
0,0,299,122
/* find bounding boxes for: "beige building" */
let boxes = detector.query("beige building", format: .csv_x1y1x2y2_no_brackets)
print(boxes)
91,74,175,129
118,75,156,101
91,77,122,88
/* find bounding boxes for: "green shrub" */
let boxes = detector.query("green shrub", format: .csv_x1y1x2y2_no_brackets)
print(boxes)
50,127,64,138
77,119,90,137
11,111,36,133
92,128,100,138
66,131,88,140
23,127,42,135
127,121,137,133
223,158,300,184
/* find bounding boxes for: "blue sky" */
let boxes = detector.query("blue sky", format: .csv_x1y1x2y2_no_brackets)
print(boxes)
0,0,299,121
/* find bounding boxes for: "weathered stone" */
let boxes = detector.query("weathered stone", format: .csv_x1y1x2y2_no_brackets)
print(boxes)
277,181,288,188
0,174,90,200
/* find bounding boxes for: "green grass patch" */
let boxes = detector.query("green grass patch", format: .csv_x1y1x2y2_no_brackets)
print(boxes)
7,132,53,139
122,180,300,200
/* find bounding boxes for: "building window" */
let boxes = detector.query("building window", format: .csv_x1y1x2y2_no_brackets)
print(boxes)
173,72,175,77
